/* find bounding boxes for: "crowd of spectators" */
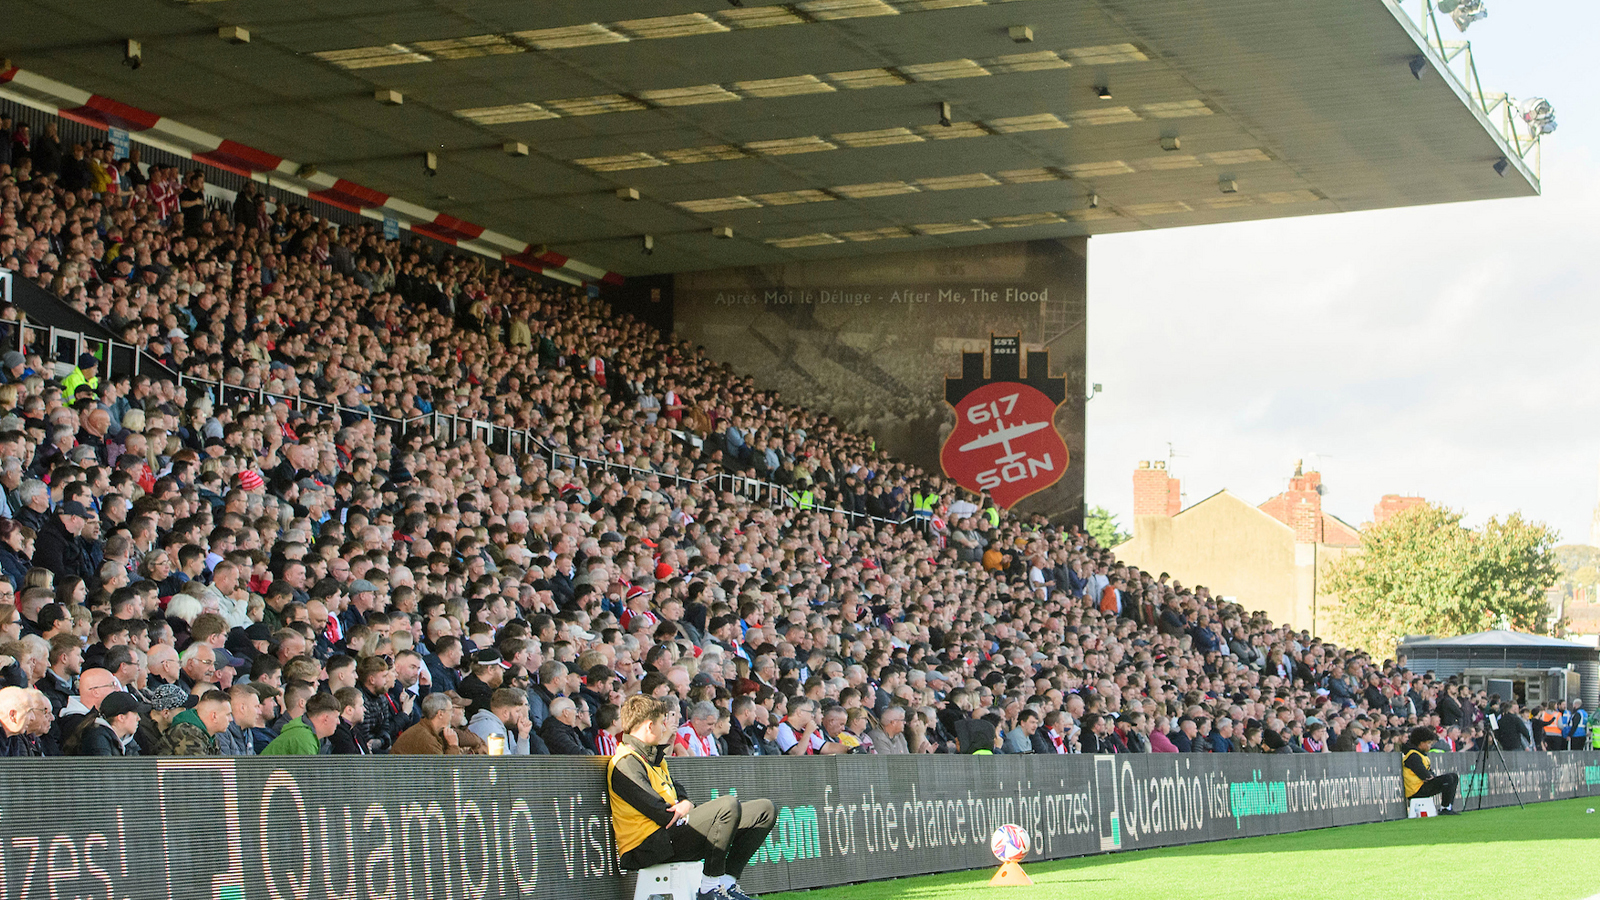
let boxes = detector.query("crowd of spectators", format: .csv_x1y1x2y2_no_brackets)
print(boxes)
0,110,1590,764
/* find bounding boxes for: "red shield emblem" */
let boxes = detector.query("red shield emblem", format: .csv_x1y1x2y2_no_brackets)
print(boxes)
941,381,1068,509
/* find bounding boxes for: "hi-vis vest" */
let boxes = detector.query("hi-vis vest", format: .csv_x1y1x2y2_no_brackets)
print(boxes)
607,743,678,855
790,489,815,510
1402,748,1431,798
912,492,939,517
981,507,999,527
1540,710,1562,736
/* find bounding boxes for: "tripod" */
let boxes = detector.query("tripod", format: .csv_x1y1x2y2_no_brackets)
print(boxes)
1470,717,1525,812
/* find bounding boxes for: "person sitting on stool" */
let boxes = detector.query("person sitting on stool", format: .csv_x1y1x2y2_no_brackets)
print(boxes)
608,695,776,900
1402,726,1460,816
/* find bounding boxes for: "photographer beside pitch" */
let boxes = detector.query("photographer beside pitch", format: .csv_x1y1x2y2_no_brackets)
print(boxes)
609,695,776,900
1401,726,1461,816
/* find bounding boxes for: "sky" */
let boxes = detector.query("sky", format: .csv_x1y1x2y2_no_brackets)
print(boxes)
1086,0,1599,543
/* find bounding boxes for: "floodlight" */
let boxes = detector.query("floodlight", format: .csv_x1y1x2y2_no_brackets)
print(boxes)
641,235,654,255
424,152,438,177
1409,56,1428,80
1095,85,1112,100
1518,97,1557,135
123,39,142,70
1492,157,1508,177
938,102,952,127
1441,0,1486,32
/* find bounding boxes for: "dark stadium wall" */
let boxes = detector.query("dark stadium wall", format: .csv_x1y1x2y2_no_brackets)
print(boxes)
603,272,676,337
673,238,1088,524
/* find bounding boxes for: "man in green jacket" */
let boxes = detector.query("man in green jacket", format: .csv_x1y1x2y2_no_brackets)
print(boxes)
261,693,342,756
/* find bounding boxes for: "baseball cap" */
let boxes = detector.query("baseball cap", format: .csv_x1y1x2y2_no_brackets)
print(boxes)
99,691,146,718
57,500,94,518
215,648,249,670
77,352,99,369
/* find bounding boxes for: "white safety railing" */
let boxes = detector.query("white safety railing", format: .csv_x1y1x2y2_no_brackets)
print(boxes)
15,313,933,532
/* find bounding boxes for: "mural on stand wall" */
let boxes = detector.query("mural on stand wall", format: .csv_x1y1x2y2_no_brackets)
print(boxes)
674,238,1086,522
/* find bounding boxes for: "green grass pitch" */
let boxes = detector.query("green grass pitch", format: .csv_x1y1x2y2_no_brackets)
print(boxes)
770,798,1600,900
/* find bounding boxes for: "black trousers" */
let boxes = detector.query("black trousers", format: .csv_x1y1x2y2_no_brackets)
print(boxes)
1413,773,1458,809
666,795,776,878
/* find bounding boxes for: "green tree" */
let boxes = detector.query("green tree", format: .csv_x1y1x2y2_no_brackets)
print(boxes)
1085,506,1132,549
1324,502,1560,653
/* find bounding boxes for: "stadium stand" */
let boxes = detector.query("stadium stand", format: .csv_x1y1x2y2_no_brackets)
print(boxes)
0,105,1582,766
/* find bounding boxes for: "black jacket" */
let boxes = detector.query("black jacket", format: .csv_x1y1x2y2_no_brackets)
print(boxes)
0,731,41,756
1437,695,1463,728
1497,713,1532,751
1030,730,1056,755
724,722,763,756
541,717,594,756
457,674,494,718
72,720,136,756
14,505,47,536
1083,731,1121,754
35,516,91,583
35,671,71,716
329,720,370,755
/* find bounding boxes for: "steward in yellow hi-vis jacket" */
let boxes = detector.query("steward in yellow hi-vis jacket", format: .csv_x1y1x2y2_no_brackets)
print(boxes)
1401,726,1461,815
608,695,775,900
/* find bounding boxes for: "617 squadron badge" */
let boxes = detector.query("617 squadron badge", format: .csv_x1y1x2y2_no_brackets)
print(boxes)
940,335,1069,509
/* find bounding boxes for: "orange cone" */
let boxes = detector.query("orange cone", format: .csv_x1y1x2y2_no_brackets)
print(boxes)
989,861,1033,886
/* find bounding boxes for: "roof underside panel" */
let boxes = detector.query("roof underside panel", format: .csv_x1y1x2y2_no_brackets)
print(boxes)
3,0,1537,277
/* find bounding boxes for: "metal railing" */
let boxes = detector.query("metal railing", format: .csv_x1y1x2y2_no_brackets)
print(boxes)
1399,0,1544,178
16,321,150,382
20,315,935,532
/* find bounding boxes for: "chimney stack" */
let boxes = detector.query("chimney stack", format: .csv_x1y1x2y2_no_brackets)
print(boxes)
1259,462,1324,542
1133,460,1181,517
1373,494,1426,526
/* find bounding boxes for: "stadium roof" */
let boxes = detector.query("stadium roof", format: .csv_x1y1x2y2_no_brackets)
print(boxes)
2,0,1540,278
1401,630,1593,651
